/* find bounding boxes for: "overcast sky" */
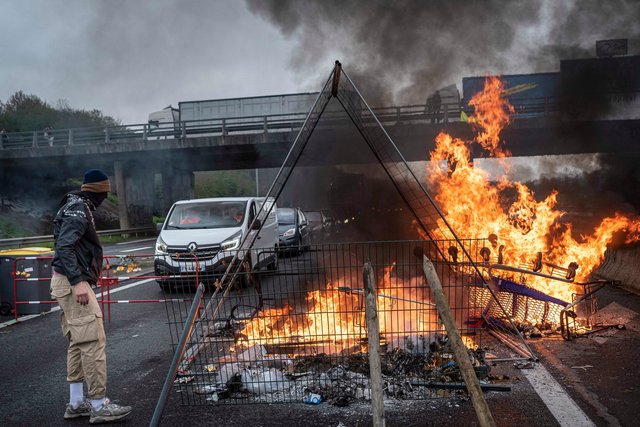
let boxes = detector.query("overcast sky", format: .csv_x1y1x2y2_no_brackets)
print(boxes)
1,0,638,125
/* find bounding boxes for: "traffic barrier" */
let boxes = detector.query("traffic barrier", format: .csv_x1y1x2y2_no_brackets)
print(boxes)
7,253,203,322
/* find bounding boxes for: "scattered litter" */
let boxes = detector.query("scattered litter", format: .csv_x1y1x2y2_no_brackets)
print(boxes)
571,365,593,371
206,393,219,402
514,361,534,369
174,375,195,384
241,368,291,394
304,393,323,404
194,384,219,395
205,364,217,373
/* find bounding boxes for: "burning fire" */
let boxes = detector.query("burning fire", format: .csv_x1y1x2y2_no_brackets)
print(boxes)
235,264,438,355
427,76,640,302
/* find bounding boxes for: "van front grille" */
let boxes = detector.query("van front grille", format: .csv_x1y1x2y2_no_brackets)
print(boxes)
168,245,221,261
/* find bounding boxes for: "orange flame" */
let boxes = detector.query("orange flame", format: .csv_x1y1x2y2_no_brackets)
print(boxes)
426,76,640,303
468,76,514,157
235,265,438,355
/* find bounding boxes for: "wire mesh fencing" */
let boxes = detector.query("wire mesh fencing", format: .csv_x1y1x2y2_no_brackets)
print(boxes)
160,239,520,405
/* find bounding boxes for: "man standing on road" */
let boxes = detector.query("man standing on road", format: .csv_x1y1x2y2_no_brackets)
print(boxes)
51,169,132,424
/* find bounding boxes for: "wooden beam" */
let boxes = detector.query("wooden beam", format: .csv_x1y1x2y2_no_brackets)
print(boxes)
422,255,496,427
364,262,386,427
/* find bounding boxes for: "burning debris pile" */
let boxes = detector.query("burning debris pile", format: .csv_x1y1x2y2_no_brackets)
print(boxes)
425,76,640,322
181,331,491,405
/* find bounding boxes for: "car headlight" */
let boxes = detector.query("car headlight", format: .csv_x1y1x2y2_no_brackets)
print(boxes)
155,236,168,255
283,228,296,237
221,231,242,250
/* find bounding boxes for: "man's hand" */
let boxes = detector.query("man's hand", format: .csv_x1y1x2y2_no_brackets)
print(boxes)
73,281,92,305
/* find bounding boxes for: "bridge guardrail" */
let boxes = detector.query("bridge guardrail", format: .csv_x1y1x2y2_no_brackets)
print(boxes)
0,226,157,249
0,98,547,150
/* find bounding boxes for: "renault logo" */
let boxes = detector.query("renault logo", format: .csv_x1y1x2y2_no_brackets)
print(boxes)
187,242,198,253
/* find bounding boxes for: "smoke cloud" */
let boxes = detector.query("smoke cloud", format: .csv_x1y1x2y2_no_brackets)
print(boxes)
246,0,640,104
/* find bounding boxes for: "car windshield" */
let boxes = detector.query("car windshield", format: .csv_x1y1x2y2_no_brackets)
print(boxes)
166,201,247,229
277,209,295,225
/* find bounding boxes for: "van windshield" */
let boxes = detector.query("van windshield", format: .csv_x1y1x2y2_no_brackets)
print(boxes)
166,201,247,230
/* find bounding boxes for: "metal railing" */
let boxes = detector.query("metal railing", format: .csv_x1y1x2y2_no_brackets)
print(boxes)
0,97,559,151
0,226,156,249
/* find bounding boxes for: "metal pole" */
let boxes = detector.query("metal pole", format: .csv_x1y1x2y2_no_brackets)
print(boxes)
255,168,259,196
150,282,205,427
363,262,385,427
421,255,496,427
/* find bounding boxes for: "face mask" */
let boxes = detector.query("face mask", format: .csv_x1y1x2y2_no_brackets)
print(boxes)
93,192,108,207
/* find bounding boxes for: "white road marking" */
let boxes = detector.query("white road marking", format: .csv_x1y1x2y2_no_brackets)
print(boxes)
523,363,595,427
116,238,157,245
0,278,156,329
120,246,153,253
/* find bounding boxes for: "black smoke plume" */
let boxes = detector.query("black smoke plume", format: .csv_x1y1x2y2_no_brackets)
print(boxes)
247,0,640,104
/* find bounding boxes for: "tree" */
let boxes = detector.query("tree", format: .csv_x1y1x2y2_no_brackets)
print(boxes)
0,91,120,132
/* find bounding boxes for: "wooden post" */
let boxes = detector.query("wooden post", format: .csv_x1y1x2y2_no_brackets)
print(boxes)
422,255,496,427
363,262,386,427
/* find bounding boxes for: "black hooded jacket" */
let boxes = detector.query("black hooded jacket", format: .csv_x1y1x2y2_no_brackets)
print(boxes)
52,192,104,286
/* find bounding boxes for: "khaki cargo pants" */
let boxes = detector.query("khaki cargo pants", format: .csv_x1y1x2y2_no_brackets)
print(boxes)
51,274,107,399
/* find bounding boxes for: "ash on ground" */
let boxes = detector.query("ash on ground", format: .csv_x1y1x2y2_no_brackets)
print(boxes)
179,340,496,406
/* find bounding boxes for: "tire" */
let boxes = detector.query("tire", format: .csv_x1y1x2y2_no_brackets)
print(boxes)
267,253,279,272
157,281,172,293
0,302,11,316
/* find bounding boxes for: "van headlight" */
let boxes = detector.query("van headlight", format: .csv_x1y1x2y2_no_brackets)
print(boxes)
155,236,168,255
283,228,296,238
221,231,242,251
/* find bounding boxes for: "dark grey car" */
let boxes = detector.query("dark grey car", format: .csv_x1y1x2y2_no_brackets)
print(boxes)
277,207,311,254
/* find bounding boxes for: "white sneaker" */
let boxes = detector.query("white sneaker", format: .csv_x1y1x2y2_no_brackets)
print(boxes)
89,398,132,424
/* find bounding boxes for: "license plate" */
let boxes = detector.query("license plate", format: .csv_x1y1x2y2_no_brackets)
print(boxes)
181,264,204,273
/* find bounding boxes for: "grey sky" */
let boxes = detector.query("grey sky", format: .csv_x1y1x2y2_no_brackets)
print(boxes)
1,0,639,125
0,0,302,124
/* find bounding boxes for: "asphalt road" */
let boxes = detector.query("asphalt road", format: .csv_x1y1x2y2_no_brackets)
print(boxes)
1,238,638,426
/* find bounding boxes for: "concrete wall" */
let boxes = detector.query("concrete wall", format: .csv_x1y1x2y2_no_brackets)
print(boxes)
594,245,640,294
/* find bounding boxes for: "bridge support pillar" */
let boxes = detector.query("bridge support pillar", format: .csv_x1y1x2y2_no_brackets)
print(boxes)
114,161,129,229
114,161,155,227
162,167,194,213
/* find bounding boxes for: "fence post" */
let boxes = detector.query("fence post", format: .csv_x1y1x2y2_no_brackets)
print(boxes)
363,262,386,427
68,129,74,146
104,127,110,143
421,254,496,427
32,131,38,148
222,118,227,136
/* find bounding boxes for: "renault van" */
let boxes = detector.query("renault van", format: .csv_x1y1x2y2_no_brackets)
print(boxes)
154,197,278,290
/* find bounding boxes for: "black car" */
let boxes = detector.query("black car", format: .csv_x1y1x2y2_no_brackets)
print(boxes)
277,207,311,254
305,211,334,242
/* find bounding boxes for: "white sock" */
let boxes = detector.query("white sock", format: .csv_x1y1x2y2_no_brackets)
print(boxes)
91,398,106,410
69,382,84,408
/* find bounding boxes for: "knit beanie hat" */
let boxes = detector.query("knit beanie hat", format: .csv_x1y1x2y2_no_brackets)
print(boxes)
81,169,111,193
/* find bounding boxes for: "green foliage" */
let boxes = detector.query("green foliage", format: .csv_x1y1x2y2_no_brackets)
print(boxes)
195,170,257,198
0,219,25,239
0,90,120,132
153,216,165,224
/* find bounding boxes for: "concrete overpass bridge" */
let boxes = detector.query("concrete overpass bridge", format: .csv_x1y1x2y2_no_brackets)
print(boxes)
1,101,638,227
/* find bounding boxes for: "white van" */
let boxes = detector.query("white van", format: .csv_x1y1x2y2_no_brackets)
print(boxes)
154,197,278,290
